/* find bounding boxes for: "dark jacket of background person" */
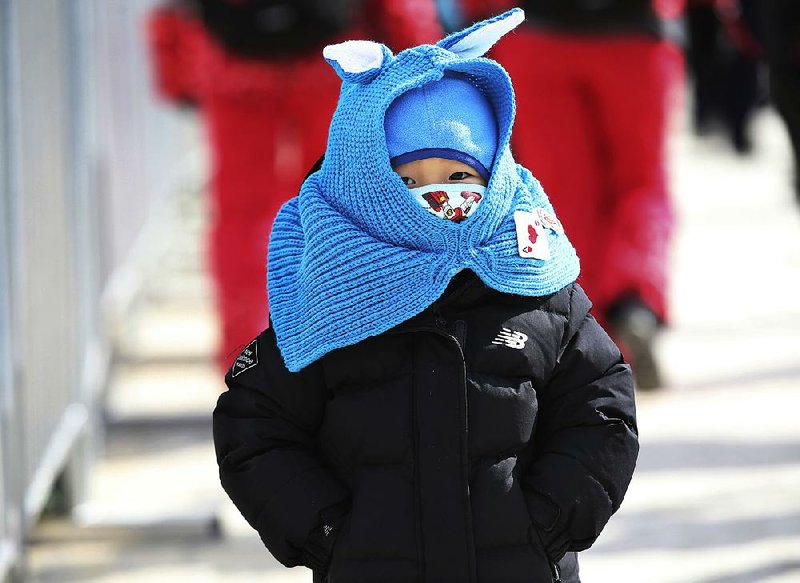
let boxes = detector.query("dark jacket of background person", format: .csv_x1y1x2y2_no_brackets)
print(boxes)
521,0,664,36
462,0,682,36
213,273,639,583
145,1,442,372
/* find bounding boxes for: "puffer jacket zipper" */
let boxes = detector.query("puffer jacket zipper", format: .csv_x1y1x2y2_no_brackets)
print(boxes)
409,343,425,583
432,311,476,582
392,313,476,583
550,559,561,582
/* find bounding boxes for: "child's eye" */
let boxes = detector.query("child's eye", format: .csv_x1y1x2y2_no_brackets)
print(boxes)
449,172,470,181
400,176,416,186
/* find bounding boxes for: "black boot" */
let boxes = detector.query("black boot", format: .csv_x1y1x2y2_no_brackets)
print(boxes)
607,295,663,391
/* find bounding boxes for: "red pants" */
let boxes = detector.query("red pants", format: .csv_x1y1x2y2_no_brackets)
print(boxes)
493,32,683,326
204,58,339,369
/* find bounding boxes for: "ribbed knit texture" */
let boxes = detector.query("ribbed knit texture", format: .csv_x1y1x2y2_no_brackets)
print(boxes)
268,9,580,372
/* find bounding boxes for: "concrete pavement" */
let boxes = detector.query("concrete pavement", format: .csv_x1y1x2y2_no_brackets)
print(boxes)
25,107,800,582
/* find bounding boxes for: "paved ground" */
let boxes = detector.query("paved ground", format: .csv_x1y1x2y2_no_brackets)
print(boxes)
25,105,800,582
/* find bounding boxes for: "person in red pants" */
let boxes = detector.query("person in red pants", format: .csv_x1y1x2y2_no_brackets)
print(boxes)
146,1,442,371
462,0,684,389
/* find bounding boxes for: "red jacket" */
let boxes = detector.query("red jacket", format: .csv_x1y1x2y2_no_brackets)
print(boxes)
146,0,443,104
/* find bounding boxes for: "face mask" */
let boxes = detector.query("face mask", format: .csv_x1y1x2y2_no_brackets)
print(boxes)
409,183,486,223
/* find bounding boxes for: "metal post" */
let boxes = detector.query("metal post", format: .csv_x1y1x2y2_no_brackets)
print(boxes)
61,0,109,521
1,0,27,579
6,0,89,539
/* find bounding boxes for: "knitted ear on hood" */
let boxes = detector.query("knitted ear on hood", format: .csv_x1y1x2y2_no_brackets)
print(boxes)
267,9,580,372
323,40,392,84
437,7,525,57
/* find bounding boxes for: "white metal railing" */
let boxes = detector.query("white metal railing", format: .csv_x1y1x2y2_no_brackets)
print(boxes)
0,1,199,580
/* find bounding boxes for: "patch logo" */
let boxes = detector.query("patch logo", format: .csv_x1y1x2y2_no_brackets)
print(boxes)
535,207,564,235
514,210,550,260
491,327,529,350
231,340,259,378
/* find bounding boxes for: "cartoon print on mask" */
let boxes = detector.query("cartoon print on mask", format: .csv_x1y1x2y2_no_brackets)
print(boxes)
422,191,452,215
417,184,485,222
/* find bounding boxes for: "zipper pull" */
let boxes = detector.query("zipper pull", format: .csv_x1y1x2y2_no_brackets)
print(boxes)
550,560,561,583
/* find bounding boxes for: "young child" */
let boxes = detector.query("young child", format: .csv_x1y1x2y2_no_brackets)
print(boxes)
213,10,638,583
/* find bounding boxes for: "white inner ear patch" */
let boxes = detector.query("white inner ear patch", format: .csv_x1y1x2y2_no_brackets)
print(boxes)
448,10,525,59
323,40,385,74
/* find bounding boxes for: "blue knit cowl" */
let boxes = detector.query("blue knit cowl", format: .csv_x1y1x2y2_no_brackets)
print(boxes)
268,9,580,372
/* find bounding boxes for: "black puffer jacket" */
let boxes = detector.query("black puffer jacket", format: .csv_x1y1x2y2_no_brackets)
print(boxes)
213,271,638,582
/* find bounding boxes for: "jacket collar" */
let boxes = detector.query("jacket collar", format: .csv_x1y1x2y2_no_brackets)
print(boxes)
390,270,495,333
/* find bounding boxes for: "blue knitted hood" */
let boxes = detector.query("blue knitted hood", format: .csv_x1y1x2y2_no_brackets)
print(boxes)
268,9,580,372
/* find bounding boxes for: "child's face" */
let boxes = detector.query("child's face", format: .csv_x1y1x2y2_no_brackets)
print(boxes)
393,157,487,189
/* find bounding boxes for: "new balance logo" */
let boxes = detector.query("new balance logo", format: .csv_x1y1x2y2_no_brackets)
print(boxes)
491,327,528,349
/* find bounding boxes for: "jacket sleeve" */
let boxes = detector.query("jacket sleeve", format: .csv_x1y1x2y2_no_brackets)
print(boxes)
523,284,639,561
213,327,350,569
144,2,203,107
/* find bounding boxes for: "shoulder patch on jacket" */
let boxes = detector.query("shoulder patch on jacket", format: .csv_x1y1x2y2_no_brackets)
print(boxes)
231,339,259,378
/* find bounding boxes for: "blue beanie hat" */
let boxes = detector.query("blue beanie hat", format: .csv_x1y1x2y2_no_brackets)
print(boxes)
384,73,498,180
